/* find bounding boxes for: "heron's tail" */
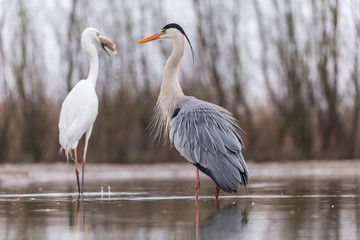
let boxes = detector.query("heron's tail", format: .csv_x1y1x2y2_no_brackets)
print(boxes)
239,153,250,187
194,152,250,193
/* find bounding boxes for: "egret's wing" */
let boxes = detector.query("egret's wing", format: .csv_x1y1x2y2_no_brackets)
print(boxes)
59,80,98,149
170,96,249,193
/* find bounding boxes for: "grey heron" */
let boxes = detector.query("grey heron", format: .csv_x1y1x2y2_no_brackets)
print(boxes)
137,23,249,199
59,27,117,195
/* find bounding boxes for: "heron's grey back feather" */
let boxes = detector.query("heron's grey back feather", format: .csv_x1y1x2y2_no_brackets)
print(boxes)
170,96,249,193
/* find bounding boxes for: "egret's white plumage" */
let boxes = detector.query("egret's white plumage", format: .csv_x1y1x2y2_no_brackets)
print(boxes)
58,27,116,195
59,80,98,155
137,23,249,199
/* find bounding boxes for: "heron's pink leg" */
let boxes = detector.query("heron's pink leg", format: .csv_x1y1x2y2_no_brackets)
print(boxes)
215,186,220,211
195,197,200,239
195,168,200,200
74,148,80,194
81,140,89,196
215,186,220,200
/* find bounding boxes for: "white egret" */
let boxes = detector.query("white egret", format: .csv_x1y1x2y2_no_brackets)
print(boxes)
137,23,249,199
59,27,117,195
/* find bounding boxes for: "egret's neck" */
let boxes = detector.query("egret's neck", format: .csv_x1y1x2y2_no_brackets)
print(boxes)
86,45,99,88
159,35,185,118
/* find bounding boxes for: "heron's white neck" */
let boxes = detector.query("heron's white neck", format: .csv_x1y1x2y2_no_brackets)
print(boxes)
85,44,99,88
159,34,185,119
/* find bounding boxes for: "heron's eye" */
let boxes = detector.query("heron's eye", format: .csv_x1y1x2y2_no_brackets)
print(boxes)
161,29,166,34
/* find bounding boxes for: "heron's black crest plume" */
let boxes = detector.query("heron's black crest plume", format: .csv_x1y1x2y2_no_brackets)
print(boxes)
162,23,197,63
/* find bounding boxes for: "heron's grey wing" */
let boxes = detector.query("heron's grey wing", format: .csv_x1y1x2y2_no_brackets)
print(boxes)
170,97,249,193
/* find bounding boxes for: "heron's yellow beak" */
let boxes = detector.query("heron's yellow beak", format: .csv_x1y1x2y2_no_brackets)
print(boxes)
137,32,162,44
98,35,118,56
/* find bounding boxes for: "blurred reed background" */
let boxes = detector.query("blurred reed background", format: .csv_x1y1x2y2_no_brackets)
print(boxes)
0,0,359,163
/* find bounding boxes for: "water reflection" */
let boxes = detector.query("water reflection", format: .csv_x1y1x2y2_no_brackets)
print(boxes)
192,200,248,240
74,199,88,238
0,178,359,239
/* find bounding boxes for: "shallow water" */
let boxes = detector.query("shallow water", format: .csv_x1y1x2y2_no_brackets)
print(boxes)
0,177,359,240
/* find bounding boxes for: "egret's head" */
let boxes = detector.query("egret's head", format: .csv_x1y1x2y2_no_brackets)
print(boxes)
136,23,196,62
81,27,117,56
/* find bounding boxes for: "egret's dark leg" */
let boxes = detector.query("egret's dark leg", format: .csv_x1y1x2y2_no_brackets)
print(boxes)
75,198,80,229
81,139,89,196
195,168,200,200
74,148,80,194
81,198,87,233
